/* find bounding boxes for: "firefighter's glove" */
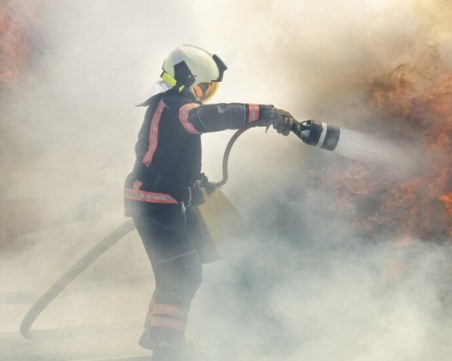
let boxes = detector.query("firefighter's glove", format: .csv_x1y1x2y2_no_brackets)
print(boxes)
272,108,296,136
258,106,296,136
257,105,278,127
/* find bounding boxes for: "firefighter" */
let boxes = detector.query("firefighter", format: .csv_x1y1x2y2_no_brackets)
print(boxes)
124,44,295,361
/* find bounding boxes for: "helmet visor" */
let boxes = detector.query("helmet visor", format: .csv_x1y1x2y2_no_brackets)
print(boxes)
192,82,219,103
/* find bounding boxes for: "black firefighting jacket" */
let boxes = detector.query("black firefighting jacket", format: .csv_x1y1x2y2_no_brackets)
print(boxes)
124,87,269,217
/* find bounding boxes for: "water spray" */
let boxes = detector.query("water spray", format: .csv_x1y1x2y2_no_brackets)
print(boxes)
290,119,414,171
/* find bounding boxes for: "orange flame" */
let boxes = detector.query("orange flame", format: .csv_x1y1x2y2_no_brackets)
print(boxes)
440,193,452,219
309,50,452,242
0,0,47,85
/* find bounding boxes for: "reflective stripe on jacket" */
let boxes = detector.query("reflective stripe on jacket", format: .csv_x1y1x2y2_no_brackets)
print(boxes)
124,87,267,216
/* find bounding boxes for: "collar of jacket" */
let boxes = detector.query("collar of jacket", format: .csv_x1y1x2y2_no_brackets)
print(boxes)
137,87,198,107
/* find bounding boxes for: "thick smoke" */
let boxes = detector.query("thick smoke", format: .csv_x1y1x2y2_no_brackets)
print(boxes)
1,0,451,360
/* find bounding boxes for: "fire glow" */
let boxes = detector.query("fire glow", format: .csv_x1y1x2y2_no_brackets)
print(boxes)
0,0,44,85
310,51,452,242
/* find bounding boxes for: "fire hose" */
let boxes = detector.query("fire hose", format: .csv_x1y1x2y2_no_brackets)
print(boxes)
19,119,340,339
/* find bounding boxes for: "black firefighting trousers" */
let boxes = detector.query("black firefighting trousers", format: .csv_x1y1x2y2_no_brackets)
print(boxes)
132,204,204,348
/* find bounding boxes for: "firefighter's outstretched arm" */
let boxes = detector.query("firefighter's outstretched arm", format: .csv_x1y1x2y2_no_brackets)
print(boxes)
184,103,296,134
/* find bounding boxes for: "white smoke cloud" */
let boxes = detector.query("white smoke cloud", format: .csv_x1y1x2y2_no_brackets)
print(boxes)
1,0,451,360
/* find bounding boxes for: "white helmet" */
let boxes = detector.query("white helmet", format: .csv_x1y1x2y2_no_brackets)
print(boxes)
161,44,227,102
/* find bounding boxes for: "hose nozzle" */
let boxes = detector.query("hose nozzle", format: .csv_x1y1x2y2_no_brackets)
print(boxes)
291,120,340,151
